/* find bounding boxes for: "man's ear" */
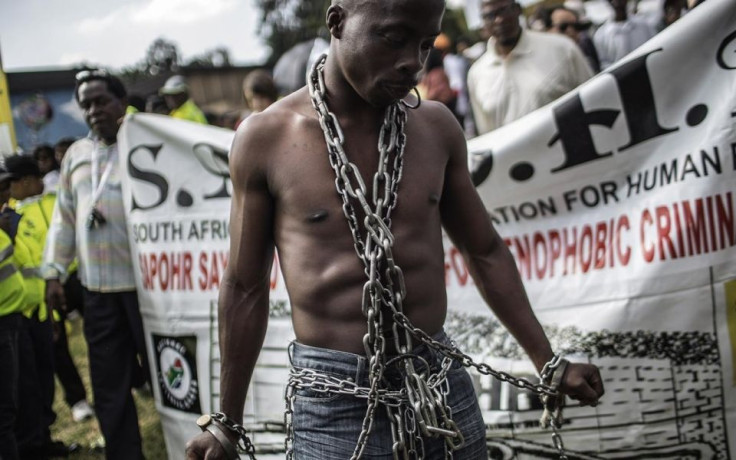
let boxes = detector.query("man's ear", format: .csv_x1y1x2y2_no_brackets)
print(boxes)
326,5,345,39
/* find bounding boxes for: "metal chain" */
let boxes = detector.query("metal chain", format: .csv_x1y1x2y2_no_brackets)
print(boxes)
211,412,257,459
289,53,568,460
306,53,420,460
284,380,296,459
539,356,569,459
392,312,559,397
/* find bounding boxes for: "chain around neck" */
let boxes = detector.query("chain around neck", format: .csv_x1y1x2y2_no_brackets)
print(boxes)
295,54,566,460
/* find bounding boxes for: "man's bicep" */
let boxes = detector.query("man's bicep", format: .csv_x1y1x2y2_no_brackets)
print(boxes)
227,183,275,285
439,130,498,254
226,124,276,288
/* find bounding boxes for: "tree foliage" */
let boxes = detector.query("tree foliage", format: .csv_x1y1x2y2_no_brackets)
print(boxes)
255,0,331,67
442,7,472,48
120,37,234,82
254,1,471,66
120,37,181,80
187,47,232,69
144,38,181,75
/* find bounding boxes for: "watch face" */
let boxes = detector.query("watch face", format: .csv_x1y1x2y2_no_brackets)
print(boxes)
196,414,211,428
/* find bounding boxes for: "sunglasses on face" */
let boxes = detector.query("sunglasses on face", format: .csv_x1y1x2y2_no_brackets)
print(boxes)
482,3,517,21
554,22,582,32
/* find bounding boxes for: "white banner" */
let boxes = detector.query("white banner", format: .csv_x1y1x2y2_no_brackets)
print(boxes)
119,0,736,457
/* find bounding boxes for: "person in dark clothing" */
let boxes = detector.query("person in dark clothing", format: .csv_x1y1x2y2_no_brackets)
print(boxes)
547,5,601,73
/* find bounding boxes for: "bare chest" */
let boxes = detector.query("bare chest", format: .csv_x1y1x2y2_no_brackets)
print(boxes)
269,123,448,233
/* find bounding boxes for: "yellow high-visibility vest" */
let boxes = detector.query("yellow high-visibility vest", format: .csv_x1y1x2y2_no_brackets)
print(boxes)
15,194,55,320
170,99,208,124
0,229,25,317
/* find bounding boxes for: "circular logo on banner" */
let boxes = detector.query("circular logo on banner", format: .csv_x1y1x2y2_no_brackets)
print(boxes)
17,94,54,131
155,336,200,412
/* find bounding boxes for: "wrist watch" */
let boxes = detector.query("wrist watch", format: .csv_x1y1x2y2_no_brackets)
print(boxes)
196,414,241,459
42,266,61,281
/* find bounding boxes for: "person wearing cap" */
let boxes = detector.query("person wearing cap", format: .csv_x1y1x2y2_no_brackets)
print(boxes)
467,0,593,135
159,75,208,124
43,70,149,459
4,154,76,457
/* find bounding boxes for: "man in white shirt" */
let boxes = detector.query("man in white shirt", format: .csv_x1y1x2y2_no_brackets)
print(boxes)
468,0,593,135
44,70,148,460
594,0,657,70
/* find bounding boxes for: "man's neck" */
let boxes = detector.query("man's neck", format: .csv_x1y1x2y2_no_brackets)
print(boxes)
97,135,118,147
321,56,387,128
494,30,522,58
614,9,628,21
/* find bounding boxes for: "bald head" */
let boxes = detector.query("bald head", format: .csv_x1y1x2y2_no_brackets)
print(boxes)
332,0,445,13
328,0,445,39
324,0,445,107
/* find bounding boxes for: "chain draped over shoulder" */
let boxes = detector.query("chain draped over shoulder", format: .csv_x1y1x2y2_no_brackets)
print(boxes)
280,53,568,460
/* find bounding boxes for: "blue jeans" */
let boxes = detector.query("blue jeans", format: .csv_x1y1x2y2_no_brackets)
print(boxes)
289,330,488,459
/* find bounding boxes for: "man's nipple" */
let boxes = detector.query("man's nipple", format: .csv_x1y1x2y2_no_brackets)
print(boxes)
307,210,329,223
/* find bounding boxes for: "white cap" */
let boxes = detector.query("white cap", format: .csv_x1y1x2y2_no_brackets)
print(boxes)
159,75,188,95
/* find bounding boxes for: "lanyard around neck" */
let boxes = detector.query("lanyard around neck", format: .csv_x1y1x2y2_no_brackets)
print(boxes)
90,142,116,208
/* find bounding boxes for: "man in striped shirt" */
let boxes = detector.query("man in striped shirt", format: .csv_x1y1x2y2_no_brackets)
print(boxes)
43,70,149,460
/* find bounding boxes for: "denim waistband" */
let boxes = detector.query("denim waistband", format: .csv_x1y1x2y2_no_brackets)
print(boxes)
289,329,452,385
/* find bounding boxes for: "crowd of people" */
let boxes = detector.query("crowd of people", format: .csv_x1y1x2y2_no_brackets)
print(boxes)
0,51,282,459
0,0,704,458
1,70,144,459
420,0,695,137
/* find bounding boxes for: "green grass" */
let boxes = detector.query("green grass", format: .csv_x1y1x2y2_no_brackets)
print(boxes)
50,317,168,459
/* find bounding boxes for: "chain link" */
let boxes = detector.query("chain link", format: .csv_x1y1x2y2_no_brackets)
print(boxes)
210,412,257,459
281,53,569,460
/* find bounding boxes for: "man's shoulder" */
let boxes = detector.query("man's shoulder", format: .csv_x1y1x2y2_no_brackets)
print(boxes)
526,30,578,54
594,20,616,37
411,100,465,151
415,99,457,125
59,138,93,174
468,45,499,81
230,89,314,167
237,90,313,138
64,138,93,162
627,14,657,34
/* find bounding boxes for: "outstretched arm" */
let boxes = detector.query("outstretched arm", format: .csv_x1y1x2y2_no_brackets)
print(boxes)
187,115,275,458
437,107,603,405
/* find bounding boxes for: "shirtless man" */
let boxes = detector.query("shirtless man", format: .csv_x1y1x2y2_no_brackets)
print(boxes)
186,0,604,458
